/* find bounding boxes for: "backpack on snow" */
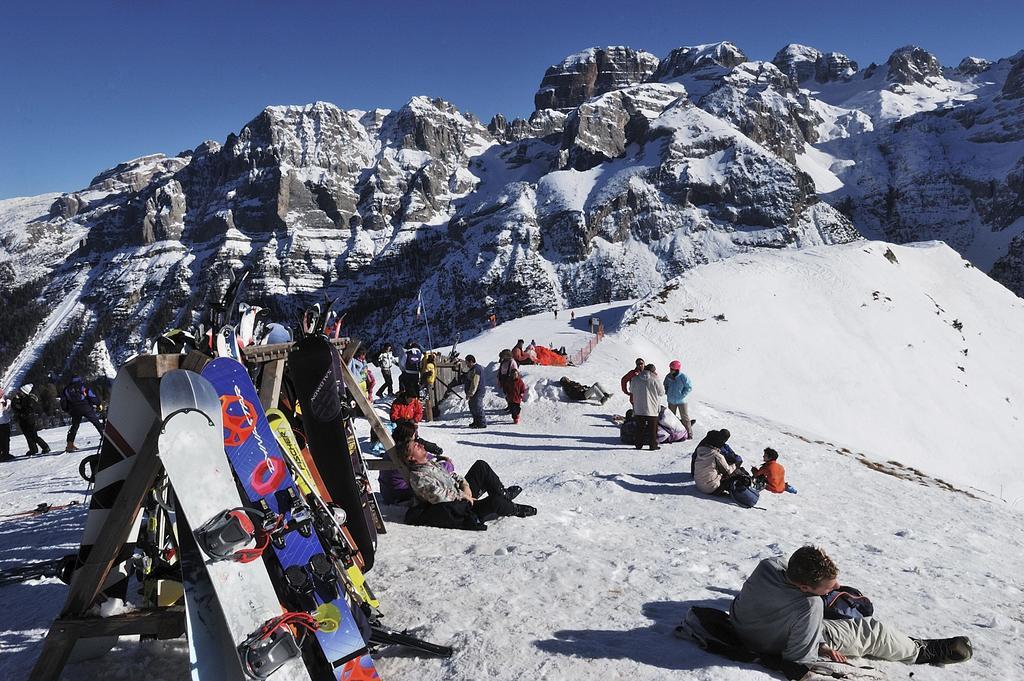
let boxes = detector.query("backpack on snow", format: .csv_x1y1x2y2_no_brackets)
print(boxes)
673,607,808,680
728,469,760,508
823,586,875,620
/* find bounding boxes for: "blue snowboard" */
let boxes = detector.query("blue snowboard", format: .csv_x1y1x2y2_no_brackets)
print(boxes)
201,357,378,680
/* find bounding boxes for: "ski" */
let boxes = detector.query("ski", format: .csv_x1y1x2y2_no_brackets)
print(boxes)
369,625,453,658
267,408,380,609
0,500,81,519
339,398,386,535
0,556,74,587
201,357,379,680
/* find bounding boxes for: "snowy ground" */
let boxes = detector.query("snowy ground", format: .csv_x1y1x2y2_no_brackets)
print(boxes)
1,242,1022,680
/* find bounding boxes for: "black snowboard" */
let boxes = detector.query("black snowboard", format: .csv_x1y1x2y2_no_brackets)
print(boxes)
288,334,377,570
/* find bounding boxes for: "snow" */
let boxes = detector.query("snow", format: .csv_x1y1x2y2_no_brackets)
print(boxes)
795,146,844,193
2,241,1023,680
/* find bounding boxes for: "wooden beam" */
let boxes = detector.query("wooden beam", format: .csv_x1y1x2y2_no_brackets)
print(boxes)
338,360,411,483
242,337,351,364
29,608,186,681
62,421,163,617
132,354,181,379
258,359,285,412
57,607,186,639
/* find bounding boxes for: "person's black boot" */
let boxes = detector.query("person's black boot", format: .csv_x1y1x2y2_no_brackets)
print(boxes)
505,485,522,500
913,636,973,665
512,504,537,517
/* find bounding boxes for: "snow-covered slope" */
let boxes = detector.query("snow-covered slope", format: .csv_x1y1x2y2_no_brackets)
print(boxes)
625,240,1024,496
2,240,1021,680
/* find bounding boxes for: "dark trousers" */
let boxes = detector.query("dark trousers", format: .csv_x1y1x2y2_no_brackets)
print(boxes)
509,403,521,421
468,391,486,426
18,420,49,454
464,460,514,518
0,423,10,458
67,411,103,443
634,415,659,449
376,369,395,397
400,372,420,397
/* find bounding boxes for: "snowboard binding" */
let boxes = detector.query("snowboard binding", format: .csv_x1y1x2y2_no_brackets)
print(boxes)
238,612,316,679
194,507,279,563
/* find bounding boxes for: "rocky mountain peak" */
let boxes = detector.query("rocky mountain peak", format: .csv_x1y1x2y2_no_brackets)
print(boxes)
885,45,943,84
651,41,747,81
815,52,858,83
771,44,858,85
956,56,994,77
772,44,822,83
534,46,659,112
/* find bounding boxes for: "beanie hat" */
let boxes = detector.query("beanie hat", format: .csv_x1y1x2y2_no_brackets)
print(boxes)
669,360,681,371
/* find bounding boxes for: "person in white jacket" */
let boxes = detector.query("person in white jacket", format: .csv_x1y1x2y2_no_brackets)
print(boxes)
0,389,13,462
628,364,665,450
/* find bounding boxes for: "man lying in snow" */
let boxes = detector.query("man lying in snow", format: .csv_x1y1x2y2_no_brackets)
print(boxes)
400,438,537,531
558,376,613,404
731,545,972,668
378,420,452,505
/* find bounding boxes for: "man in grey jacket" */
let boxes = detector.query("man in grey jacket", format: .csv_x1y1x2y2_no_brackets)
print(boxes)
463,355,486,428
628,364,664,450
731,545,972,667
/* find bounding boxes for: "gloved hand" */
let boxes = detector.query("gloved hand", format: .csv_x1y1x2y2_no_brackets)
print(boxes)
785,484,798,494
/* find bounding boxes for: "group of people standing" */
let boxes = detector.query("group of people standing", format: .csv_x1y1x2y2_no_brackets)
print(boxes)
0,376,104,462
620,357,693,450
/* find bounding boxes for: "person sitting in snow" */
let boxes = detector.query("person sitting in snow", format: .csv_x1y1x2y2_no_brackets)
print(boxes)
730,545,972,667
751,447,797,494
379,419,451,505
620,357,645,405
389,390,423,424
692,429,743,494
511,339,530,365
400,438,536,531
558,377,612,404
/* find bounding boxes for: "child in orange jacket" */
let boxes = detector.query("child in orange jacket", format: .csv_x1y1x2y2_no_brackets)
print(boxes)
752,448,797,494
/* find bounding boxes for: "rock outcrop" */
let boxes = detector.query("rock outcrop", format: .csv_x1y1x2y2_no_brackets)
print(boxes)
534,47,659,112
885,45,943,85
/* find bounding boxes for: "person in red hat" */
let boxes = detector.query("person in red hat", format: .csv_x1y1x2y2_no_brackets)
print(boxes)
664,359,692,438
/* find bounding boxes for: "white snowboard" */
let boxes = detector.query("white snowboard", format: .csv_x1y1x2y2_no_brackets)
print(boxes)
159,370,311,681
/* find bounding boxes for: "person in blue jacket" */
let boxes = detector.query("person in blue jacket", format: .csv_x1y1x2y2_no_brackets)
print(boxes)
663,359,692,438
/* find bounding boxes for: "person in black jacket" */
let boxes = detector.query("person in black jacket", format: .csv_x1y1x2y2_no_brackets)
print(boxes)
61,376,103,452
11,385,50,455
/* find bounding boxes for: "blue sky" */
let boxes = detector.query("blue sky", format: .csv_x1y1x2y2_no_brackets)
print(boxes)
1,0,1020,199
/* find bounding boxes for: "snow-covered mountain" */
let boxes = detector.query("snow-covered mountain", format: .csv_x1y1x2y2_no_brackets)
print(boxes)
2,39,1023,382
3,240,1022,680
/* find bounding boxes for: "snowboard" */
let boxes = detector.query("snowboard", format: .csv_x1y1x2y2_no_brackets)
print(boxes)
159,369,311,681
67,363,156,661
287,335,377,571
201,357,378,680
